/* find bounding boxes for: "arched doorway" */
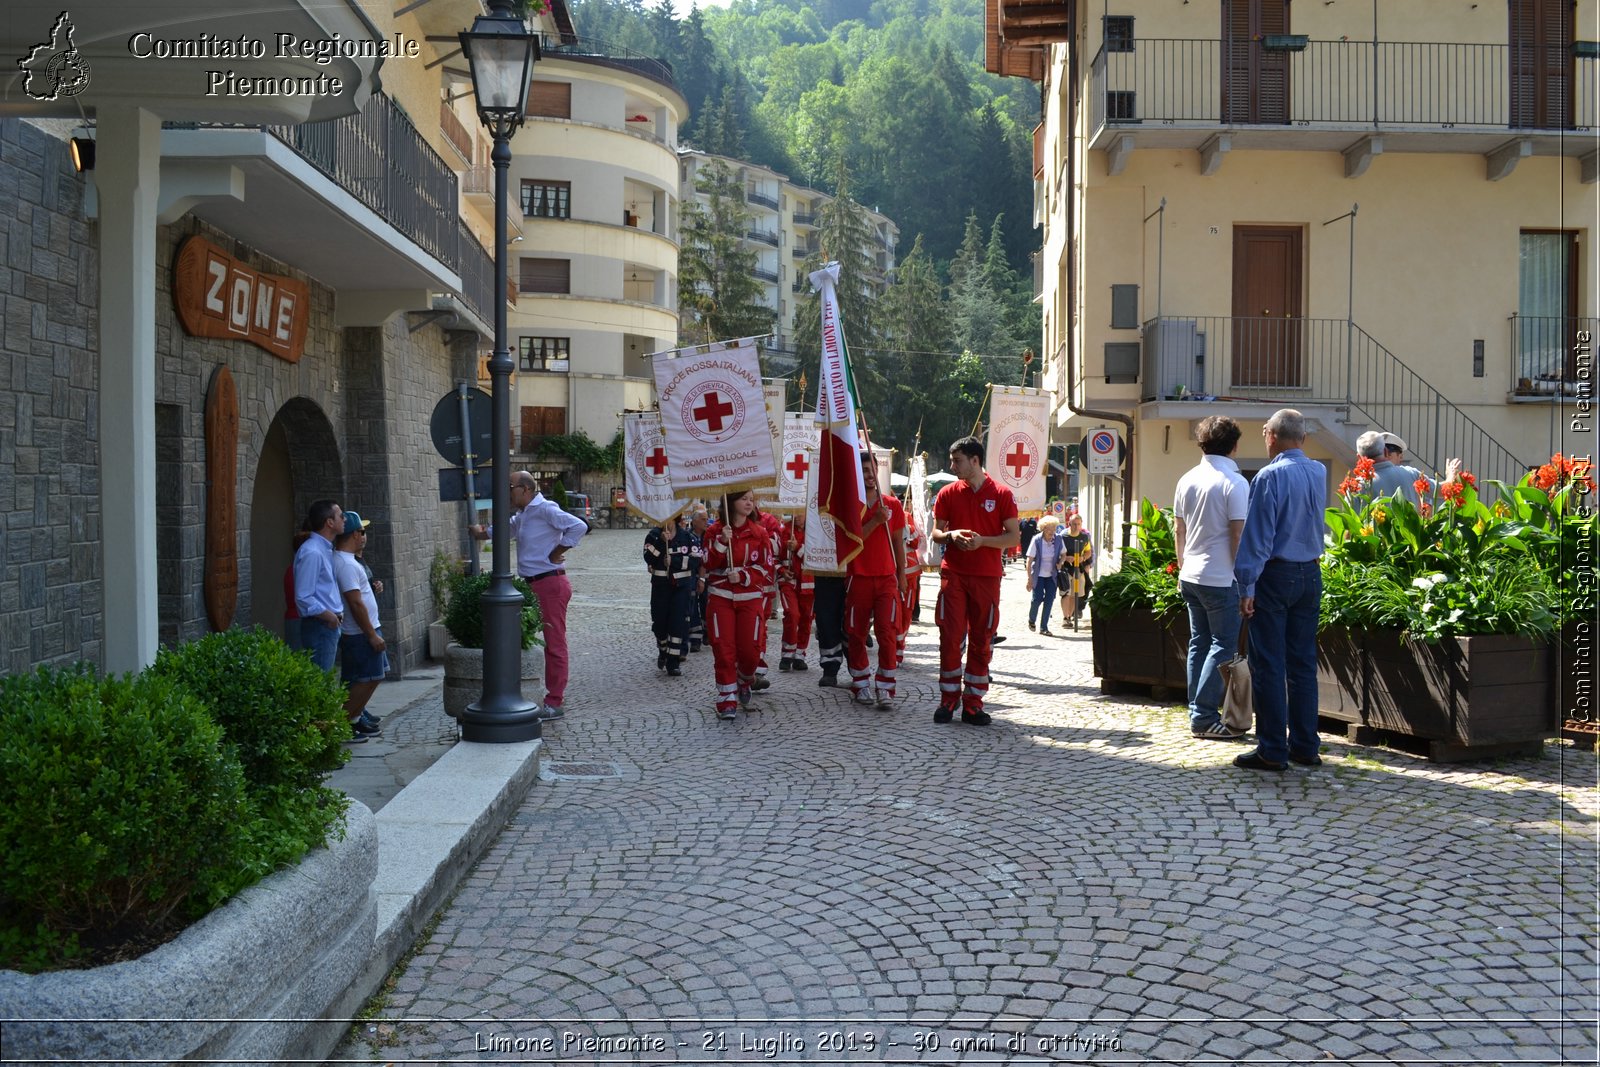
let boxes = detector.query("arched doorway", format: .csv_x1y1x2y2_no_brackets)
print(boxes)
248,399,343,639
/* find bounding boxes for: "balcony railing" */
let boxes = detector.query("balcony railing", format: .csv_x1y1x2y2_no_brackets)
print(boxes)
746,228,780,246
1509,314,1598,397
1142,315,1527,486
538,34,676,91
746,191,780,210
439,102,474,162
1092,39,1598,131
753,267,780,283
793,211,816,227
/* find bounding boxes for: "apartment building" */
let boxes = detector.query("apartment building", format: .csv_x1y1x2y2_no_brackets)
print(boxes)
0,0,610,676
993,0,1598,558
679,150,900,364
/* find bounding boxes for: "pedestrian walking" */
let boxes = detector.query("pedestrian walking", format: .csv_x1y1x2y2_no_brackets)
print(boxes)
1057,513,1094,630
752,507,785,690
778,518,814,671
334,511,386,741
845,452,907,708
930,436,1019,725
644,515,697,676
1024,515,1063,635
293,499,345,672
1173,415,1250,741
1234,409,1327,771
469,470,586,719
704,489,775,719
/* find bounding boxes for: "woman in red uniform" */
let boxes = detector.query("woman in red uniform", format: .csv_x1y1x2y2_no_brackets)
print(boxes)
778,519,814,672
704,489,776,719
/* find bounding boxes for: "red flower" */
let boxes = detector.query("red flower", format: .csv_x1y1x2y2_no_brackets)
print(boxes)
1352,456,1376,481
1164,561,1178,575
1440,480,1465,505
1532,463,1561,491
1413,475,1431,497
1419,501,1432,518
1458,470,1477,489
1337,476,1364,497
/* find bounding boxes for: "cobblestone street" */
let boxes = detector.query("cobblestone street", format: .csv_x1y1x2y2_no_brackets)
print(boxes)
339,529,1599,1064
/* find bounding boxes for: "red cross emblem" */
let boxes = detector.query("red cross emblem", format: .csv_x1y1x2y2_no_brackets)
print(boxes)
786,453,810,481
1005,442,1032,479
645,447,669,476
693,391,735,433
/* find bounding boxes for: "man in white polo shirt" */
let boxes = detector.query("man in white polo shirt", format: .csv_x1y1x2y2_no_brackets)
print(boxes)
1173,416,1251,741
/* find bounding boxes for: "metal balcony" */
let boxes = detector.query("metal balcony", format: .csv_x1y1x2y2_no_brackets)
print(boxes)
1509,314,1599,399
746,191,780,211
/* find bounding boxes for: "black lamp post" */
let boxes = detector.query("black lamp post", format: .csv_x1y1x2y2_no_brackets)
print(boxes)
460,0,542,743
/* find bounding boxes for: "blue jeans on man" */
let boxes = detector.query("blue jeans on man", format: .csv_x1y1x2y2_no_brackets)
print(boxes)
1028,577,1056,632
1247,560,1322,763
299,616,340,672
1181,579,1240,732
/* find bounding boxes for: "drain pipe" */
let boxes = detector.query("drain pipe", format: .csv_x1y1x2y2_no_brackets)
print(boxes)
1061,0,1137,550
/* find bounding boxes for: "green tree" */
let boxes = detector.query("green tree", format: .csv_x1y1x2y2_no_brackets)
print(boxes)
678,159,777,346
875,234,951,450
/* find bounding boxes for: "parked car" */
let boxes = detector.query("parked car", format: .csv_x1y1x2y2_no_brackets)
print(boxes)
565,493,591,518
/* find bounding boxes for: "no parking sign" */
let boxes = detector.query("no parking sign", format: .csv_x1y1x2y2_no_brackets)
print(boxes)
1086,428,1122,475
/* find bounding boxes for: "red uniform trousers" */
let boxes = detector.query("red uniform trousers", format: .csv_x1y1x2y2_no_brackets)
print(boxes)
845,572,901,698
780,582,814,661
708,591,765,713
936,571,1001,713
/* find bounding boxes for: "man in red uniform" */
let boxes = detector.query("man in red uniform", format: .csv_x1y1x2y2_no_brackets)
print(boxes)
777,519,814,671
896,517,924,662
752,506,786,690
930,435,1020,725
845,453,907,708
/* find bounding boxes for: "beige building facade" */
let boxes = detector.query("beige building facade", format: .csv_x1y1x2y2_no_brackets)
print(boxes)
998,0,1598,563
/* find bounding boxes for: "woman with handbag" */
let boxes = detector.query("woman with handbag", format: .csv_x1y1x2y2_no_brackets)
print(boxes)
1057,512,1094,631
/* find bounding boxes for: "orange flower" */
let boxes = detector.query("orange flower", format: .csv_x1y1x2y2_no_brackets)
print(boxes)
1413,475,1431,497
1459,470,1477,489
1164,561,1178,575
1352,456,1376,481
1419,501,1433,518
1532,463,1561,491
1440,480,1465,505
1338,476,1364,497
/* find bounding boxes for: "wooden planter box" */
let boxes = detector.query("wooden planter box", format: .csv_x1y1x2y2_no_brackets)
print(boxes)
1315,625,1364,721
1092,607,1189,698
1351,630,1556,760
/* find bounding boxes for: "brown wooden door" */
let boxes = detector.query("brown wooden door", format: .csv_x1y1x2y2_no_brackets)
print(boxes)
1222,0,1290,124
1232,226,1303,387
1509,0,1573,129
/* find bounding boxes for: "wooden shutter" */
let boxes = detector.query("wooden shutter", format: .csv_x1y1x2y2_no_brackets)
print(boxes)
1222,0,1290,124
527,81,571,118
1509,0,1572,128
518,258,570,294
520,406,567,450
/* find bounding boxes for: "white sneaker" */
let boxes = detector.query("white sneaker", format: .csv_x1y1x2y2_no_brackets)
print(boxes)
874,693,893,710
852,689,873,705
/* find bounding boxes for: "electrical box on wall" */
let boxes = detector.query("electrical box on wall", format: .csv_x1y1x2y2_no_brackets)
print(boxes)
1110,285,1139,329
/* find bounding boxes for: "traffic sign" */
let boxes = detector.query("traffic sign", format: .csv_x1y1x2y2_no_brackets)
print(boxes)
1086,428,1121,476
429,388,493,468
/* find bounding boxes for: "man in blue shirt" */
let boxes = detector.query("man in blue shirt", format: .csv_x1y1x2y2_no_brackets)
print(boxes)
1233,410,1327,771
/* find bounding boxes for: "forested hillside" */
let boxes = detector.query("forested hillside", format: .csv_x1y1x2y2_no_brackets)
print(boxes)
568,0,1043,453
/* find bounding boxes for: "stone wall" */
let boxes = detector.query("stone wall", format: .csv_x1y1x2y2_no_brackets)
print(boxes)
0,120,101,674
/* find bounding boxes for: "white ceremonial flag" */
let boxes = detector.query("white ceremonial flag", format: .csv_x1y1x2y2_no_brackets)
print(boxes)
907,452,931,539
985,386,1052,513
869,444,893,497
622,412,687,523
754,378,789,513
778,411,818,513
803,456,841,574
651,338,777,497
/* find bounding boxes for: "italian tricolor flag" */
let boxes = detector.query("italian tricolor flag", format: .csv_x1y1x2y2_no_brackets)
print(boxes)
810,262,865,569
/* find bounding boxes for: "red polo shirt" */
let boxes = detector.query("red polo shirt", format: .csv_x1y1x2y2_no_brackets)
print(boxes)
934,475,1017,578
849,494,905,578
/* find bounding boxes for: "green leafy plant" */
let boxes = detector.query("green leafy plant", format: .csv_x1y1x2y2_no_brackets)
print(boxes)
442,572,543,650
535,430,624,473
1087,498,1182,619
0,665,252,971
429,549,463,620
149,628,350,879
544,477,570,513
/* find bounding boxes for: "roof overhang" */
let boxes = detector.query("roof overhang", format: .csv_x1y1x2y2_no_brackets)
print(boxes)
985,0,1047,80
1,0,385,123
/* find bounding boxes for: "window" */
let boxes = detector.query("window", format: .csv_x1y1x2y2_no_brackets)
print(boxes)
527,81,571,118
521,180,571,218
1104,16,1134,53
519,258,570,294
1106,90,1138,122
520,336,571,372
1517,230,1580,388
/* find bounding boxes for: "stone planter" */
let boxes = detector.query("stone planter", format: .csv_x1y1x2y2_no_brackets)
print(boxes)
1092,607,1189,699
0,804,378,1064
1360,630,1556,760
443,641,544,719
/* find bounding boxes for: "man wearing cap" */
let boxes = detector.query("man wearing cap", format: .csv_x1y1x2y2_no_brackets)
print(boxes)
293,499,345,673
334,511,386,740
470,470,587,718
1359,431,1460,508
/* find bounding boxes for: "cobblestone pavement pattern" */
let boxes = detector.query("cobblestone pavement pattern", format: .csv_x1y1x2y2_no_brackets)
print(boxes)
337,529,1599,1065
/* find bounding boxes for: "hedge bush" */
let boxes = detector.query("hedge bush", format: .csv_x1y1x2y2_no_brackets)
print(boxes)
150,627,350,878
0,665,251,971
443,572,542,650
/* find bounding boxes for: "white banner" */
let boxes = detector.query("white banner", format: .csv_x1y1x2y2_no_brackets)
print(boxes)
869,444,893,496
755,378,789,513
622,411,687,524
985,386,1051,513
907,452,930,538
803,457,841,574
651,338,777,497
778,412,818,514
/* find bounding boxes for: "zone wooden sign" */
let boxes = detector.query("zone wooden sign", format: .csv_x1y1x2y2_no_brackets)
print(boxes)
174,236,310,363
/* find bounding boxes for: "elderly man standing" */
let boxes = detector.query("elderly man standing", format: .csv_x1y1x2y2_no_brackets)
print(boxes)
1233,410,1327,771
470,471,587,719
1359,431,1460,507
294,498,345,672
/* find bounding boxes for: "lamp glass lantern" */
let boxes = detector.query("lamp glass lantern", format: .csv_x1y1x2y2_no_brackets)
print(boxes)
459,9,540,137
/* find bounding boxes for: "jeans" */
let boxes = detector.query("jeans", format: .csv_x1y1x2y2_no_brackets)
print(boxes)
1028,578,1056,630
1248,560,1323,762
1181,579,1241,730
299,616,340,672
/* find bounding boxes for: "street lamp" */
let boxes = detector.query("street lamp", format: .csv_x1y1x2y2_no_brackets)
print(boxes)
460,0,542,743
